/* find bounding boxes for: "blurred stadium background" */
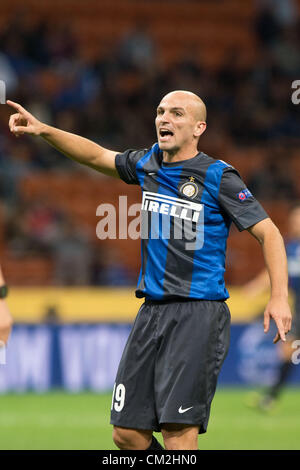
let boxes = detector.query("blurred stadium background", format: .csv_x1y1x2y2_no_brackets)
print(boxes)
0,0,300,450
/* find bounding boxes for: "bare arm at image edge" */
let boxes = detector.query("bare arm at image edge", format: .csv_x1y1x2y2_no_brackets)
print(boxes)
0,265,13,345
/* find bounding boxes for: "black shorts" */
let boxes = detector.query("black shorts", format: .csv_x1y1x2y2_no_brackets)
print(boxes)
110,298,231,434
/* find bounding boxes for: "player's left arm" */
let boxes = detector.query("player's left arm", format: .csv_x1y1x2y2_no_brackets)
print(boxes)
248,218,292,343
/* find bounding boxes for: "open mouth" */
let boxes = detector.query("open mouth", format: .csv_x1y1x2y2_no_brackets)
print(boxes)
159,128,174,141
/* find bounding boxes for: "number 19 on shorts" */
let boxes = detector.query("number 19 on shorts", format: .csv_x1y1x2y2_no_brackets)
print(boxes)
111,383,126,412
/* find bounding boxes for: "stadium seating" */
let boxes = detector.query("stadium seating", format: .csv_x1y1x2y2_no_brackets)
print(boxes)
0,0,257,69
1,0,299,285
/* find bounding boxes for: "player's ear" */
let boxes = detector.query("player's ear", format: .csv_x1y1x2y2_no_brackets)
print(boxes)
194,121,206,138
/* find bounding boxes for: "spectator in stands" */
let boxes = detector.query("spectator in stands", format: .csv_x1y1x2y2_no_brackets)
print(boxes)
254,2,281,46
92,247,135,286
0,141,35,205
269,27,300,76
53,218,93,286
255,0,298,30
247,145,298,201
6,197,63,256
116,22,156,72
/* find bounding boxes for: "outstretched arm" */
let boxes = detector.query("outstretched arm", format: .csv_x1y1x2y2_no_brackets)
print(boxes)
7,100,119,177
248,218,292,343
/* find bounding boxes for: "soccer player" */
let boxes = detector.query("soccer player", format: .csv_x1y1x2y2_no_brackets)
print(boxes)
7,91,292,450
243,204,300,411
0,264,12,345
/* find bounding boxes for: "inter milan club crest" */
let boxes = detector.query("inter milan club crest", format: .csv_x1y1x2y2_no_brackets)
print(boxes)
179,176,199,199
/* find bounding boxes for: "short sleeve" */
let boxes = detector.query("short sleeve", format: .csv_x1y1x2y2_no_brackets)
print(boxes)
218,167,269,231
115,149,147,185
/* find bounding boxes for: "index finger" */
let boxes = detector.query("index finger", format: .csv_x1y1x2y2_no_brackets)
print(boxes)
273,332,281,344
6,100,28,115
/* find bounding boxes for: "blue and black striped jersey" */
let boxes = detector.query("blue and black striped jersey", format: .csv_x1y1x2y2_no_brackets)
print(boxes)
115,143,268,301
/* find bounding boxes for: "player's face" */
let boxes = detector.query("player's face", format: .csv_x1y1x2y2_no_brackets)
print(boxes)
155,94,204,153
288,208,300,239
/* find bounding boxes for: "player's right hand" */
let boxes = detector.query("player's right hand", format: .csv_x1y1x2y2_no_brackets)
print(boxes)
7,100,44,137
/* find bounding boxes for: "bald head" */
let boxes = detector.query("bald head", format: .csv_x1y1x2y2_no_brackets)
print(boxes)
156,89,207,156
161,90,207,122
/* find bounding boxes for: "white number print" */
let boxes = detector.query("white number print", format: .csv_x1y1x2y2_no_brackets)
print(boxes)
111,383,126,412
292,340,300,365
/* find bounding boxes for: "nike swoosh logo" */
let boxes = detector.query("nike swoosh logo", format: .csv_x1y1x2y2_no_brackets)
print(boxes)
178,406,193,414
